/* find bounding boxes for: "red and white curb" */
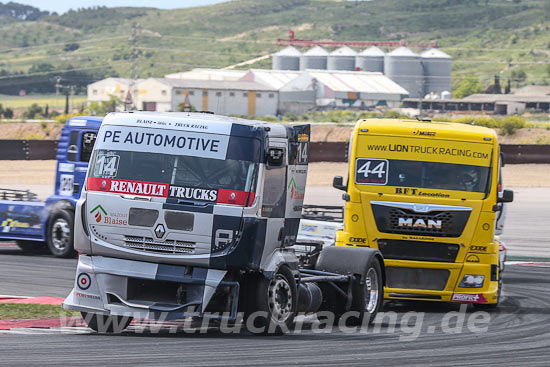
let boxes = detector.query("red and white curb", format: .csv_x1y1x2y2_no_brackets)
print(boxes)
505,261,550,267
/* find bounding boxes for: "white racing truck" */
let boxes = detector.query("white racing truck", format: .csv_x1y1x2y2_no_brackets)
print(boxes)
63,112,385,334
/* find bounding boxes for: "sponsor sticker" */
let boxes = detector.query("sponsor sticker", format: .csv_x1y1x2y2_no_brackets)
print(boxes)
470,245,488,252
298,133,309,142
466,255,481,263
77,273,91,290
75,291,100,300
288,177,305,200
96,125,230,160
413,130,436,136
349,237,367,244
355,158,389,185
394,187,451,198
89,204,128,225
87,177,169,198
451,293,487,303
300,224,318,233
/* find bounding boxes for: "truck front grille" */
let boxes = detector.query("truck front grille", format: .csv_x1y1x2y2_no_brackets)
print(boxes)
377,239,460,263
372,202,471,238
123,235,196,254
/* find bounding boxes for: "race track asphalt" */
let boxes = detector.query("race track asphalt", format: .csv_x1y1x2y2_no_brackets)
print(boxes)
0,261,549,366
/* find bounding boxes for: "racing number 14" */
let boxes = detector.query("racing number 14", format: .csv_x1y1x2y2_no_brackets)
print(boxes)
96,155,120,177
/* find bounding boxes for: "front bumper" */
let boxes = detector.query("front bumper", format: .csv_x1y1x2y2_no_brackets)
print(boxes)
62,255,239,321
383,259,499,304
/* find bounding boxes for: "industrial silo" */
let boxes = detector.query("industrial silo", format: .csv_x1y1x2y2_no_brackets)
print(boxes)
327,46,357,71
384,46,423,98
356,46,385,72
300,46,328,70
421,48,452,97
272,46,301,70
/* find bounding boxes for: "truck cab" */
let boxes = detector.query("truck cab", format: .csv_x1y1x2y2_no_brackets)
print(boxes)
334,119,513,307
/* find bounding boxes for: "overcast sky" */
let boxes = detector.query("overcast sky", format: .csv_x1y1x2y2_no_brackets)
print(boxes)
12,0,228,14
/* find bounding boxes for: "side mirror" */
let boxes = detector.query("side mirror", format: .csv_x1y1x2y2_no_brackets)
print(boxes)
333,176,347,191
266,148,284,166
498,189,513,203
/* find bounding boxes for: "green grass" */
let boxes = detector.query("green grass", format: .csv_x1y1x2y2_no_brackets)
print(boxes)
0,94,87,109
0,303,79,320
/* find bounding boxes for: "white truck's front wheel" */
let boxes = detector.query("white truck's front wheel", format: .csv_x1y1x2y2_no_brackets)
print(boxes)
246,266,297,335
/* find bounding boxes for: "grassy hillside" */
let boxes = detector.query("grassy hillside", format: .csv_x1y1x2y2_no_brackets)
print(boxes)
1,0,550,93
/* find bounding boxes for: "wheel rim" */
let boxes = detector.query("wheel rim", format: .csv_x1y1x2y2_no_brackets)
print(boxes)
51,218,70,251
364,267,379,314
267,274,293,323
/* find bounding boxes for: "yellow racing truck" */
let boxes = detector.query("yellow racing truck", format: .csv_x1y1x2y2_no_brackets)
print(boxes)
332,118,513,308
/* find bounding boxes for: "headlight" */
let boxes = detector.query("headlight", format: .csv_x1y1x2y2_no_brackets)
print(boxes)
459,274,485,288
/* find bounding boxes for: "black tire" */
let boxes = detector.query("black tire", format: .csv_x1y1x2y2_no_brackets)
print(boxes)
315,247,385,326
16,240,48,254
347,259,384,326
245,266,297,335
47,209,76,258
81,312,133,333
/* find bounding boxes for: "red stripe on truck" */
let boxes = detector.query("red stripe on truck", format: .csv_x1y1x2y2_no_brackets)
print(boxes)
217,189,255,206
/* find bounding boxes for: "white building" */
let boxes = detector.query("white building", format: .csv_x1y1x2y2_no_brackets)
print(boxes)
133,78,277,116
165,68,247,81
87,77,143,105
89,67,412,116
279,69,409,114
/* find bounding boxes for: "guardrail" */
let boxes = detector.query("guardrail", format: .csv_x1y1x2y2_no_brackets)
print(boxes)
0,140,549,164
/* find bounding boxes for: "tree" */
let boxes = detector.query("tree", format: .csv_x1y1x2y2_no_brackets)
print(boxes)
510,69,527,85
453,75,485,98
63,43,80,52
85,95,121,115
493,75,501,94
3,108,14,119
23,104,44,119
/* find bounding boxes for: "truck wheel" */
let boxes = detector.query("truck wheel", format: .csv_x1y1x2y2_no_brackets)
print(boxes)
348,258,384,326
16,240,48,254
315,247,384,326
47,209,76,258
246,266,297,335
81,312,133,333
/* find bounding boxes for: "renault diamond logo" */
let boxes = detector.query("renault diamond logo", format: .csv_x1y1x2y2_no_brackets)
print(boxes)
155,224,166,238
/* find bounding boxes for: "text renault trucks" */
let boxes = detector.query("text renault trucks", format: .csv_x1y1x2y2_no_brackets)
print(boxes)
333,119,513,308
63,112,385,333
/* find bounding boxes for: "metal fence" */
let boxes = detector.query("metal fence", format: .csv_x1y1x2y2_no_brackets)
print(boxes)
0,139,549,164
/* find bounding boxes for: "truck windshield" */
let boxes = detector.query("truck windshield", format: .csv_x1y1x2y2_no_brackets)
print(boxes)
89,149,258,193
355,159,490,193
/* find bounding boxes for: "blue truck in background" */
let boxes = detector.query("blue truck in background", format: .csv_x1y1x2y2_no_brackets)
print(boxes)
0,116,102,257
